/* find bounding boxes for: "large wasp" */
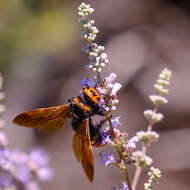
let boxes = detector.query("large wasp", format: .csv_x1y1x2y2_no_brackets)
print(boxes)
13,85,109,182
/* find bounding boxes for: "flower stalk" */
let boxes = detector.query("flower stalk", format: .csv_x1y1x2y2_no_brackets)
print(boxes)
0,73,53,190
78,3,171,190
132,68,172,190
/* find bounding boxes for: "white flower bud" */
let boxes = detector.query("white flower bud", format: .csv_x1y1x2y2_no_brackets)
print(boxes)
136,131,159,144
100,52,108,60
144,110,164,125
149,95,168,106
100,63,105,67
112,99,119,105
98,68,102,72
90,20,95,25
132,151,153,168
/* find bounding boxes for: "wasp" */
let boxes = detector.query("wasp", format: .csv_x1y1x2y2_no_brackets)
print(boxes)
13,85,109,182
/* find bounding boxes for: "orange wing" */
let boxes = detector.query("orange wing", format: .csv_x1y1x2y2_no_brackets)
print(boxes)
13,104,70,133
72,119,94,182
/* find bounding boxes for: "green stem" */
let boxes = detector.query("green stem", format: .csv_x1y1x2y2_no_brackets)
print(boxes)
115,147,132,190
124,167,133,190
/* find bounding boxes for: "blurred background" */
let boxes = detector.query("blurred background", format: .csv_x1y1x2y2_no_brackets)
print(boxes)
1,0,190,189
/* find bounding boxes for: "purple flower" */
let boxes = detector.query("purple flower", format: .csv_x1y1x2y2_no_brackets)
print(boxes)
0,147,11,159
111,182,129,190
112,116,121,128
97,97,106,112
98,128,111,146
80,77,95,88
17,167,31,184
122,182,129,190
111,83,122,96
26,181,41,190
124,136,139,150
105,135,115,146
107,73,117,84
36,167,53,181
0,173,14,188
88,55,95,61
96,87,106,95
11,150,28,165
29,149,48,167
111,186,121,190
99,151,116,166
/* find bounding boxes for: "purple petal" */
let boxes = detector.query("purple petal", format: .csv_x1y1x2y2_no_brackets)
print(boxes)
30,149,48,167
37,167,53,181
98,129,110,145
17,167,31,184
107,73,117,83
99,151,116,166
129,136,139,143
111,83,122,96
11,150,28,165
112,116,121,128
80,77,95,88
122,182,129,190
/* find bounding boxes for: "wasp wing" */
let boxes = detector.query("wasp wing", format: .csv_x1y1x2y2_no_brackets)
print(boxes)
13,104,70,133
72,118,94,182
72,131,82,162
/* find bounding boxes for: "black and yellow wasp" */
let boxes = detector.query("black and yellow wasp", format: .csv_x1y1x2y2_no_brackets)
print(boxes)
13,85,108,182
